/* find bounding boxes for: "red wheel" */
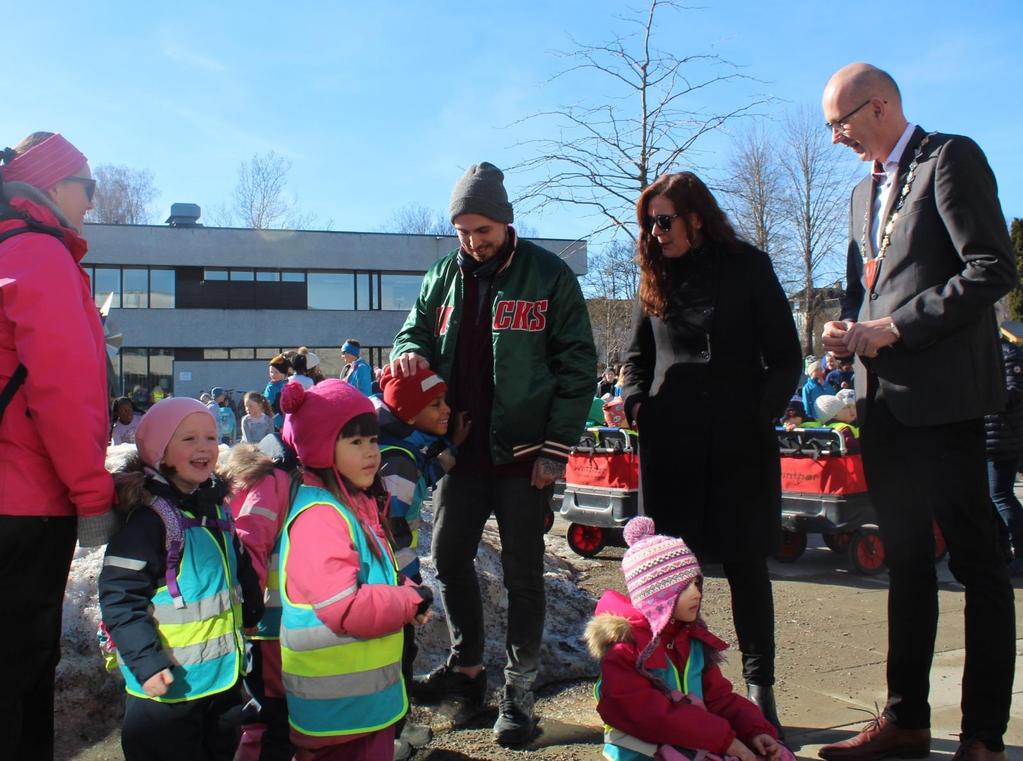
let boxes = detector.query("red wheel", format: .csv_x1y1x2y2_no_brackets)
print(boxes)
822,532,851,553
566,523,606,558
933,521,947,562
543,509,555,534
849,529,886,575
773,530,807,563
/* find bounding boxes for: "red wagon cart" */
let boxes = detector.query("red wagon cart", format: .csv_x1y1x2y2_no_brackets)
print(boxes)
558,427,640,557
776,426,946,575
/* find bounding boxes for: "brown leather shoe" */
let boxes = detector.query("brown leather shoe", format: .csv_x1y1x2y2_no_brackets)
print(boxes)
951,738,1008,761
818,715,930,761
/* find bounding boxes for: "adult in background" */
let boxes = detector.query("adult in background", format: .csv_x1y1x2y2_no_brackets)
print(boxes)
0,132,117,760
391,161,596,746
819,63,1016,761
340,338,373,396
620,172,801,739
264,353,291,430
986,329,1023,574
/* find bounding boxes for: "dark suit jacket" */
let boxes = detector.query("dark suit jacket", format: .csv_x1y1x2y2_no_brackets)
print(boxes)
841,127,1016,426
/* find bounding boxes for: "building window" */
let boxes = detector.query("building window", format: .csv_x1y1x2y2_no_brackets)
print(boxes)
380,274,422,311
308,272,355,310
282,271,306,282
357,272,373,310
204,349,229,360
256,270,280,282
149,349,174,398
122,348,148,401
150,269,175,308
256,347,283,359
122,268,148,308
93,266,121,309
229,348,255,359
204,269,228,281
230,269,254,281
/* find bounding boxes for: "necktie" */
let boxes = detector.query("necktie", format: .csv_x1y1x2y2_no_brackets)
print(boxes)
871,160,886,185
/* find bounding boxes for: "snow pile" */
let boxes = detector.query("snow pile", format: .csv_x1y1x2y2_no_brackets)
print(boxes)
56,503,599,742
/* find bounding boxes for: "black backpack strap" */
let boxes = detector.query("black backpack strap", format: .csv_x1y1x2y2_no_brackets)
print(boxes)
0,364,27,423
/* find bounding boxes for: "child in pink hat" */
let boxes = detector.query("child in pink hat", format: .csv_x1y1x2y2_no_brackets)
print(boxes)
584,516,792,761
277,379,433,759
98,396,264,761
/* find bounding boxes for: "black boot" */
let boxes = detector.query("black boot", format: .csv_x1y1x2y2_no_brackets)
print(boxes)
747,684,785,742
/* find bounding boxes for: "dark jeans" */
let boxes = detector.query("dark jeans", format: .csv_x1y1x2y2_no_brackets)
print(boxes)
722,559,776,687
122,684,242,761
861,399,1015,747
431,472,551,689
987,456,1023,561
0,515,77,761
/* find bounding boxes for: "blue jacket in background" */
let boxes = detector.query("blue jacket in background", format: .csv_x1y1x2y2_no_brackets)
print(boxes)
342,357,373,397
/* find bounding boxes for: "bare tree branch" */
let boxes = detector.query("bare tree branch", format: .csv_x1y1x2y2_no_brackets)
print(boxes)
86,165,159,225
221,151,314,229
508,0,772,243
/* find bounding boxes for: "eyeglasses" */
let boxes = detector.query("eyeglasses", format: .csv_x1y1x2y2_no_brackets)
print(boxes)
64,176,97,202
643,213,682,233
825,99,872,134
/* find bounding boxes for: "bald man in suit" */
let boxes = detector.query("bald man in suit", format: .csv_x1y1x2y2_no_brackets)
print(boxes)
819,64,1016,761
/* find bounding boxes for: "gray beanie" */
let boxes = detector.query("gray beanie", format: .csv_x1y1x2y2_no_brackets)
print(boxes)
449,162,514,224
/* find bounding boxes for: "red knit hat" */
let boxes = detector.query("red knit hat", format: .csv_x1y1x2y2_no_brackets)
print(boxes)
379,366,447,422
281,379,374,469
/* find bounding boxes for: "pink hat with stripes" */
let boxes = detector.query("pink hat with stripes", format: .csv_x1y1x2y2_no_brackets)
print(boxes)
1,134,87,191
621,516,702,649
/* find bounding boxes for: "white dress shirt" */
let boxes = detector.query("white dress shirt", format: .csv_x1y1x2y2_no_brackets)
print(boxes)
871,122,917,250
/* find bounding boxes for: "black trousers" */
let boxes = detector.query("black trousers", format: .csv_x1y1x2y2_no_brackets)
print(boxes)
721,558,776,687
431,472,551,689
861,398,1015,746
122,685,242,761
0,515,77,761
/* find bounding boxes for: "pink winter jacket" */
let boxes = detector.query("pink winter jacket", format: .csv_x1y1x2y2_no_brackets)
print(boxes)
284,474,422,639
0,190,114,533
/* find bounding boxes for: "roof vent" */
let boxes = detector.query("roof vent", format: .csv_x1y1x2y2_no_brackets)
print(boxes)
166,203,202,227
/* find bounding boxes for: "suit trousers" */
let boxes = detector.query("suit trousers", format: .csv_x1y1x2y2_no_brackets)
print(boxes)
860,397,1015,745
0,515,77,761
431,471,551,689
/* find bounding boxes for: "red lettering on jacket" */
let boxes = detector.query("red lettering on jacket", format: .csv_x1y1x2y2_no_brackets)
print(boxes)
435,306,453,336
492,300,548,332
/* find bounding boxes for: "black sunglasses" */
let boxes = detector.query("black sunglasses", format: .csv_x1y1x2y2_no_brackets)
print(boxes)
643,213,682,233
64,176,97,202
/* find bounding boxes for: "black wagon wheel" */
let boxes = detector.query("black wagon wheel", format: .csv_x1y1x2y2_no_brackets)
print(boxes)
848,528,886,575
566,523,606,558
773,530,807,563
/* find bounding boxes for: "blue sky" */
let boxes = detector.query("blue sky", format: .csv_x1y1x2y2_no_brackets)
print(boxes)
5,1,1021,247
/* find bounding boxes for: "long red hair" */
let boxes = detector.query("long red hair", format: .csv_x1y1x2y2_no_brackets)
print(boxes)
635,172,738,317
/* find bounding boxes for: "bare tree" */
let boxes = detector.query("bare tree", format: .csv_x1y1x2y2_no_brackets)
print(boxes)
722,125,797,288
86,165,158,224
511,0,770,242
380,203,451,235
584,239,639,367
218,151,313,229
780,106,858,354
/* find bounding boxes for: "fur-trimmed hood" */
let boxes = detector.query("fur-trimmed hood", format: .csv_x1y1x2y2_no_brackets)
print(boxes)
584,589,727,665
105,444,148,514
217,443,276,491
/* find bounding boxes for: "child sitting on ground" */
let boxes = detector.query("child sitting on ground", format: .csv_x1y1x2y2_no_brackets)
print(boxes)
585,516,791,761
814,394,860,454
99,397,264,761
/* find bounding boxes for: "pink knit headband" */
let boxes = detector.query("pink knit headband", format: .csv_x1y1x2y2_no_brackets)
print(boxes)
1,134,87,191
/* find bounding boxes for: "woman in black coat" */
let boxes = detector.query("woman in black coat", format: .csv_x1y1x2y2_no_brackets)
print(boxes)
621,172,801,736
984,333,1023,572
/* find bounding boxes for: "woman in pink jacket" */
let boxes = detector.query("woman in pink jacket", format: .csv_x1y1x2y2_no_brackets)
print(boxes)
0,132,116,760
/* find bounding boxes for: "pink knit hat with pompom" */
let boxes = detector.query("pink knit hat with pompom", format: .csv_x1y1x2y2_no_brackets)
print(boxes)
621,516,702,673
281,379,374,469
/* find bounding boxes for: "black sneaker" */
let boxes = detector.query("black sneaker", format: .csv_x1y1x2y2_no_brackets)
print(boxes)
493,684,537,746
410,664,487,708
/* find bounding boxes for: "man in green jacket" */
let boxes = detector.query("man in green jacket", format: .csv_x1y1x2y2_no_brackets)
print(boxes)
391,162,596,747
